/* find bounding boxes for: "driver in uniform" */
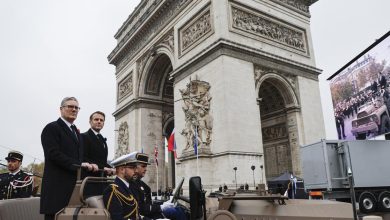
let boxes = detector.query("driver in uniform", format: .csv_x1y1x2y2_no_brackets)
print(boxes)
103,153,140,220
0,151,33,200
129,152,186,220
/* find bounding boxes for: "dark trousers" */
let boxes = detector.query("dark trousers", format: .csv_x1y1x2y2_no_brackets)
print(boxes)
45,214,55,220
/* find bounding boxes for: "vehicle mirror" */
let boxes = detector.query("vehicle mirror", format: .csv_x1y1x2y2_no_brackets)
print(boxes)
189,176,205,220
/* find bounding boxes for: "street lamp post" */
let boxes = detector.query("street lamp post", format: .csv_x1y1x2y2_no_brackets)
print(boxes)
233,167,237,190
251,165,256,189
260,165,264,184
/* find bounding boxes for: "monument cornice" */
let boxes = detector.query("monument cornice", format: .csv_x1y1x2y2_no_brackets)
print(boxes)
268,0,318,17
114,0,163,40
171,38,322,83
113,97,173,119
108,0,193,73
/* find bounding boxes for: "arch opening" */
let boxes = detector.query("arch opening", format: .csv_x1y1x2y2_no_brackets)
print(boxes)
142,53,176,189
259,80,293,180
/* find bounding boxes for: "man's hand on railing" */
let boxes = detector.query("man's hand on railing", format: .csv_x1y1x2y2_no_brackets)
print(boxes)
90,163,99,172
104,167,116,176
81,162,98,172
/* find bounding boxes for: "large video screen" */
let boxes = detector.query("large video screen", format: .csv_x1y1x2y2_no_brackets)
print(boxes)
329,31,390,140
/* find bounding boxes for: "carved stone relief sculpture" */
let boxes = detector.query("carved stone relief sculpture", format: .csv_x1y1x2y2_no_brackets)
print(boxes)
230,3,307,54
270,0,310,14
180,80,213,152
117,73,133,103
116,122,129,157
179,6,213,55
262,123,288,141
159,31,174,52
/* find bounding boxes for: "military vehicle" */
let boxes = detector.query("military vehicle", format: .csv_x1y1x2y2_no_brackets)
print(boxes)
351,97,390,139
0,172,360,220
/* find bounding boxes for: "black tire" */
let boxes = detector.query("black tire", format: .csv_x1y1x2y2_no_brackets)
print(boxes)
380,115,390,134
207,210,237,220
359,192,377,213
378,191,390,212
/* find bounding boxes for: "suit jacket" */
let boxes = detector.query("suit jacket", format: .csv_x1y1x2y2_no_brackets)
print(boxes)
130,179,162,218
103,177,139,220
40,118,83,214
0,170,33,200
81,129,109,171
81,129,110,196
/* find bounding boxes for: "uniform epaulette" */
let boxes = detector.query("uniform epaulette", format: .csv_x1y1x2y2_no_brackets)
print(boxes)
110,184,119,189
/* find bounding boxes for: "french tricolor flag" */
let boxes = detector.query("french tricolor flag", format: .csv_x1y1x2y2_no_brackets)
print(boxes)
168,128,177,158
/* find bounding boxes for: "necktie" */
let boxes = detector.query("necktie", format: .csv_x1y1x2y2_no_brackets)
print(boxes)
97,134,106,148
71,125,78,141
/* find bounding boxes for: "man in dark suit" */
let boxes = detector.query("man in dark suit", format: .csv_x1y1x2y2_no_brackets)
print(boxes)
81,111,114,197
103,153,140,220
0,151,33,200
40,97,97,220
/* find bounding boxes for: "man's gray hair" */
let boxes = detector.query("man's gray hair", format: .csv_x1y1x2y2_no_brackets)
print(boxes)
60,97,78,107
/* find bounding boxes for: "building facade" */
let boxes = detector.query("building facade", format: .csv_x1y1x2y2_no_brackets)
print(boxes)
108,0,325,191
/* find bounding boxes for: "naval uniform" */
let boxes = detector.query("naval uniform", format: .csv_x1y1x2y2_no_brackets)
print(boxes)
130,179,162,219
103,177,139,220
0,170,33,200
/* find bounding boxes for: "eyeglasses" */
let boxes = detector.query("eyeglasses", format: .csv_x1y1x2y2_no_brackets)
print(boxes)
62,105,81,110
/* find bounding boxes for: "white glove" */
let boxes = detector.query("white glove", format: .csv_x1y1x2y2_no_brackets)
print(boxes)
160,201,175,211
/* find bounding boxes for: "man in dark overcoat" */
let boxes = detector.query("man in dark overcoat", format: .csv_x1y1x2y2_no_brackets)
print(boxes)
81,111,114,197
40,97,97,220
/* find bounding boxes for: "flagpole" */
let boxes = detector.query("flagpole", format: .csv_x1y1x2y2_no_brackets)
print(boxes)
196,151,199,177
195,125,199,176
156,163,159,197
156,140,159,197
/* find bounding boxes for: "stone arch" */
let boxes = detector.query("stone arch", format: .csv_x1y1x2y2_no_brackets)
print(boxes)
134,50,176,189
258,74,301,179
163,116,174,137
137,49,174,98
257,73,299,109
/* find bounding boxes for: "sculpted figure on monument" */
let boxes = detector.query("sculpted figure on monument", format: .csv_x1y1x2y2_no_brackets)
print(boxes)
231,6,306,52
180,80,213,151
116,122,129,157
118,74,133,101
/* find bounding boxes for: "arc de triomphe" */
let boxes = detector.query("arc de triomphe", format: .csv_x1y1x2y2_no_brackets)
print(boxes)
108,0,325,191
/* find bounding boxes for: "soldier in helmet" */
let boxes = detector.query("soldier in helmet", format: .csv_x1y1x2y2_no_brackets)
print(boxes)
103,153,140,220
0,150,33,200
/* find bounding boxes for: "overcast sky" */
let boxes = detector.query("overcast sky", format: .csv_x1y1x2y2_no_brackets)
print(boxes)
0,0,389,167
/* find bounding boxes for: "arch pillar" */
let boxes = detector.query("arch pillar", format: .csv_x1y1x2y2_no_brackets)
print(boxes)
286,107,302,177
